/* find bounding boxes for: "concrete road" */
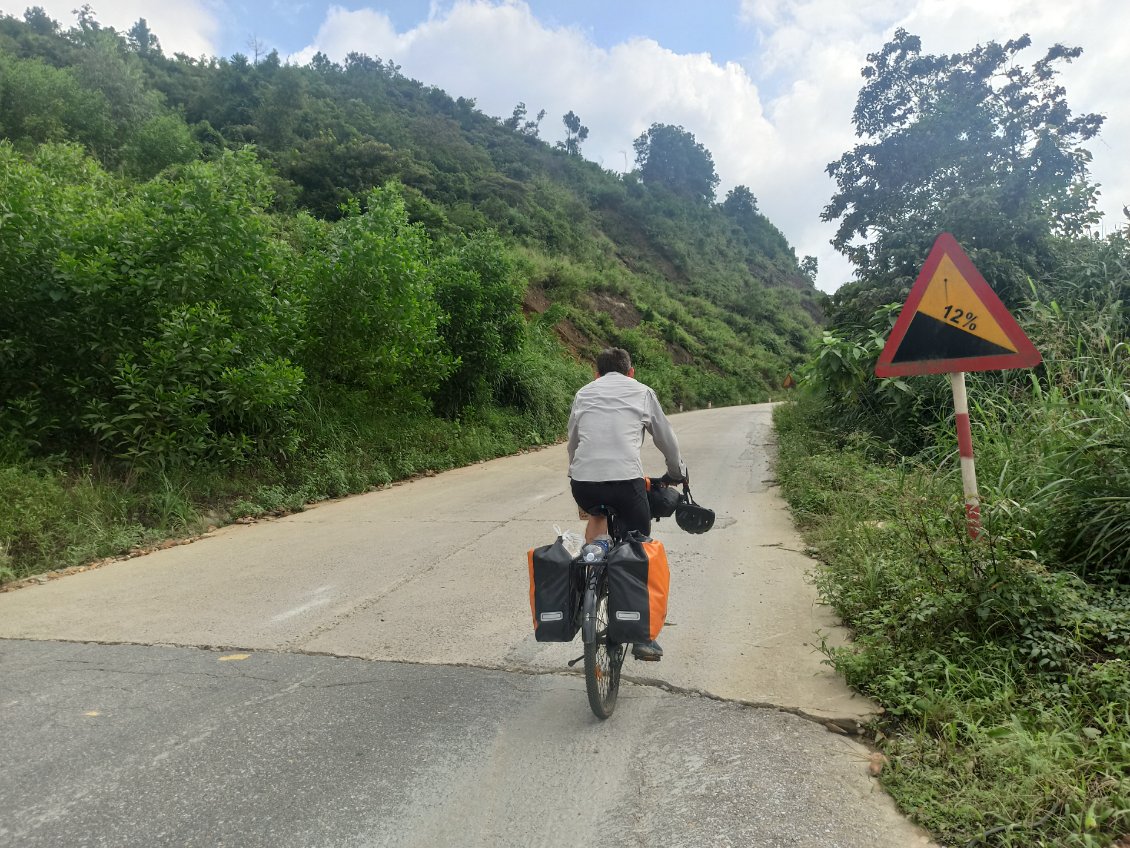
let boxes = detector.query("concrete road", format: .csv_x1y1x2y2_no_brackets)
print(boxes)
0,404,933,847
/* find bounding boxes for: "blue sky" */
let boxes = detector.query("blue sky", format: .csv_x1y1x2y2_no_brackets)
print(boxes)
3,1,1128,293
217,2,757,67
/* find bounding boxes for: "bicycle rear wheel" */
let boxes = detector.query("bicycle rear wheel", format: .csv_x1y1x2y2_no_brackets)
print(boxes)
583,577,624,719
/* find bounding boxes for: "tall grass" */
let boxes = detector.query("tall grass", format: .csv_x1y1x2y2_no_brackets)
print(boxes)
0,322,591,583
775,396,1130,847
948,285,1130,581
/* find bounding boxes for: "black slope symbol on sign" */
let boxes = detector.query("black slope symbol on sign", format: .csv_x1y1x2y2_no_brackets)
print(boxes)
890,312,1016,363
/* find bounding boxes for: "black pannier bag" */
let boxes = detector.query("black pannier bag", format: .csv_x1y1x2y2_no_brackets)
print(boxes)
605,533,670,644
527,539,580,642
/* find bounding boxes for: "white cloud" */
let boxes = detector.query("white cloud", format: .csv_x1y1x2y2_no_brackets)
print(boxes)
295,0,1128,294
0,0,221,58
750,0,1130,288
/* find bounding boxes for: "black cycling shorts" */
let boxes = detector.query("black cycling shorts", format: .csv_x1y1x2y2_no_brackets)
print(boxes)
570,478,651,537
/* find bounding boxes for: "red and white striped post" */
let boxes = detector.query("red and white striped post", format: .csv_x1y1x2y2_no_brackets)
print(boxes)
949,371,981,539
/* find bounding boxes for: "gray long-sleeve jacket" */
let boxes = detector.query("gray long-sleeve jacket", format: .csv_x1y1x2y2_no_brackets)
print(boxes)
566,372,685,482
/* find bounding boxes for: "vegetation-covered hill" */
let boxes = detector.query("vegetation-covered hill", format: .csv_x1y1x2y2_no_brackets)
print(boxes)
0,7,820,581
0,7,820,407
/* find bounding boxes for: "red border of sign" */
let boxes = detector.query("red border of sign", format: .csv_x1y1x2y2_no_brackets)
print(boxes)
875,233,1042,377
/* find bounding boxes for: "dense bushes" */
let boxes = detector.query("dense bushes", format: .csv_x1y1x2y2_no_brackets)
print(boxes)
799,232,1130,580
0,142,585,473
776,26,1127,846
0,7,821,581
0,144,304,462
298,186,448,403
0,139,595,579
431,230,526,415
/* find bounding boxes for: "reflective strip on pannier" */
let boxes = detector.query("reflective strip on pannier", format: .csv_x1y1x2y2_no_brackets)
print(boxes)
606,536,669,643
527,539,580,642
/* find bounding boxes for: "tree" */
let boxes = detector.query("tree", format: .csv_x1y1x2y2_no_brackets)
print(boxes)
430,230,525,415
121,113,201,179
557,110,588,156
633,123,719,202
72,4,100,37
247,35,265,65
0,53,115,154
127,18,160,56
23,6,59,36
722,185,757,216
300,185,450,403
309,51,338,75
823,29,1104,302
502,101,545,137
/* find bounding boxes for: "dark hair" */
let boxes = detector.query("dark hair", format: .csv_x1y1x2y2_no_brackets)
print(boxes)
596,347,632,376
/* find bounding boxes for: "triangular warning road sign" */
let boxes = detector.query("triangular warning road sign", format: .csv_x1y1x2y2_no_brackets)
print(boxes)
875,233,1041,377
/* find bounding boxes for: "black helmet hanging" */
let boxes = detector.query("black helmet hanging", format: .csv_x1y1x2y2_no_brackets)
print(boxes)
675,489,715,534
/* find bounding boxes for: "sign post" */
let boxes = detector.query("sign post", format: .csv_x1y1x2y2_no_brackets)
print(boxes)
949,371,980,537
875,233,1041,539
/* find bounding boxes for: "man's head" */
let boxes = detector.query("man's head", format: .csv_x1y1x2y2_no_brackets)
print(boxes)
596,347,634,377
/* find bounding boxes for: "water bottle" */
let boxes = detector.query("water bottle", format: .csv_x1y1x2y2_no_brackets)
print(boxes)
580,541,609,563
554,525,584,558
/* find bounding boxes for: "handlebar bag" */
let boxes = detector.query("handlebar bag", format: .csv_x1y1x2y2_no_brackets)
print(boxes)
606,534,670,643
528,539,581,642
646,483,681,519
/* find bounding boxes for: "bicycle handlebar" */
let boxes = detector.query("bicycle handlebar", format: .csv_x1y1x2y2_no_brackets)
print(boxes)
653,471,689,489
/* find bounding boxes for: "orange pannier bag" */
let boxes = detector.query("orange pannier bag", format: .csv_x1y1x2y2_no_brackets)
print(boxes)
605,535,669,643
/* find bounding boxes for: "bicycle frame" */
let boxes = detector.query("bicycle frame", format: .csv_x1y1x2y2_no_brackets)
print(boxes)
579,560,605,645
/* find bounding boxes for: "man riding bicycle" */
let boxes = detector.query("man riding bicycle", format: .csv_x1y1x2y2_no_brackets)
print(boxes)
566,347,687,662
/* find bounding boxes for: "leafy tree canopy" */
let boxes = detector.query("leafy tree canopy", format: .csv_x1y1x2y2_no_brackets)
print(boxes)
556,110,588,156
633,123,719,203
823,29,1104,309
503,101,544,138
722,184,757,217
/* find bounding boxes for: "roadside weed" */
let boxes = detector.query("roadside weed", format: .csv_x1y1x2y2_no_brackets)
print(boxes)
774,394,1130,847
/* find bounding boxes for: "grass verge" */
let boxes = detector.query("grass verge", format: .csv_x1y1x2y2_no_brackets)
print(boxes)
773,394,1130,848
0,403,560,586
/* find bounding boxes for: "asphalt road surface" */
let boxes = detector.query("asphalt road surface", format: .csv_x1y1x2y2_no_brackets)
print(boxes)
0,404,935,847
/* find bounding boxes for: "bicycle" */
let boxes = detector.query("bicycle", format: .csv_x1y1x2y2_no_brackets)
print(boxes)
569,474,686,720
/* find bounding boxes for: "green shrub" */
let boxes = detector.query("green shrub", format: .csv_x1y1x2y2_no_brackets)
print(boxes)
773,399,1130,847
298,184,450,405
431,231,526,415
0,144,305,466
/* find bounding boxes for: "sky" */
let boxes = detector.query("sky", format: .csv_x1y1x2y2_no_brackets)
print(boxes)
3,0,1128,294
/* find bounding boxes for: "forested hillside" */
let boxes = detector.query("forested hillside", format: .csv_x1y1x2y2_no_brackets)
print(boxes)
0,7,820,582
777,30,1129,847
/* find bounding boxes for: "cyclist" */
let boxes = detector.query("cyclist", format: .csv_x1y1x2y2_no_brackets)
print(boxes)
566,346,687,661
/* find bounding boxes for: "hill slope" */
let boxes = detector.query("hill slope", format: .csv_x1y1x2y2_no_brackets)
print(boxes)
0,9,821,406
0,9,823,581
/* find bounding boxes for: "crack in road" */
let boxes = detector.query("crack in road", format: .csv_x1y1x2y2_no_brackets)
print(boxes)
7,637,870,737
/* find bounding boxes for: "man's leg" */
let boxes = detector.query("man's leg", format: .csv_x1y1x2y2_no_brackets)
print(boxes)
616,478,652,538
584,513,608,544
571,480,612,550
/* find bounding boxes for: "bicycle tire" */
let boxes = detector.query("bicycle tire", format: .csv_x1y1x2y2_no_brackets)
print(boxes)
583,575,624,719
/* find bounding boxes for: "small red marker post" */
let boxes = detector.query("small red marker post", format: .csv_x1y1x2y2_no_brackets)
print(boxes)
949,371,980,539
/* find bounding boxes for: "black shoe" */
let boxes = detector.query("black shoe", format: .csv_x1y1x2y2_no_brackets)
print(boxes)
632,640,663,661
